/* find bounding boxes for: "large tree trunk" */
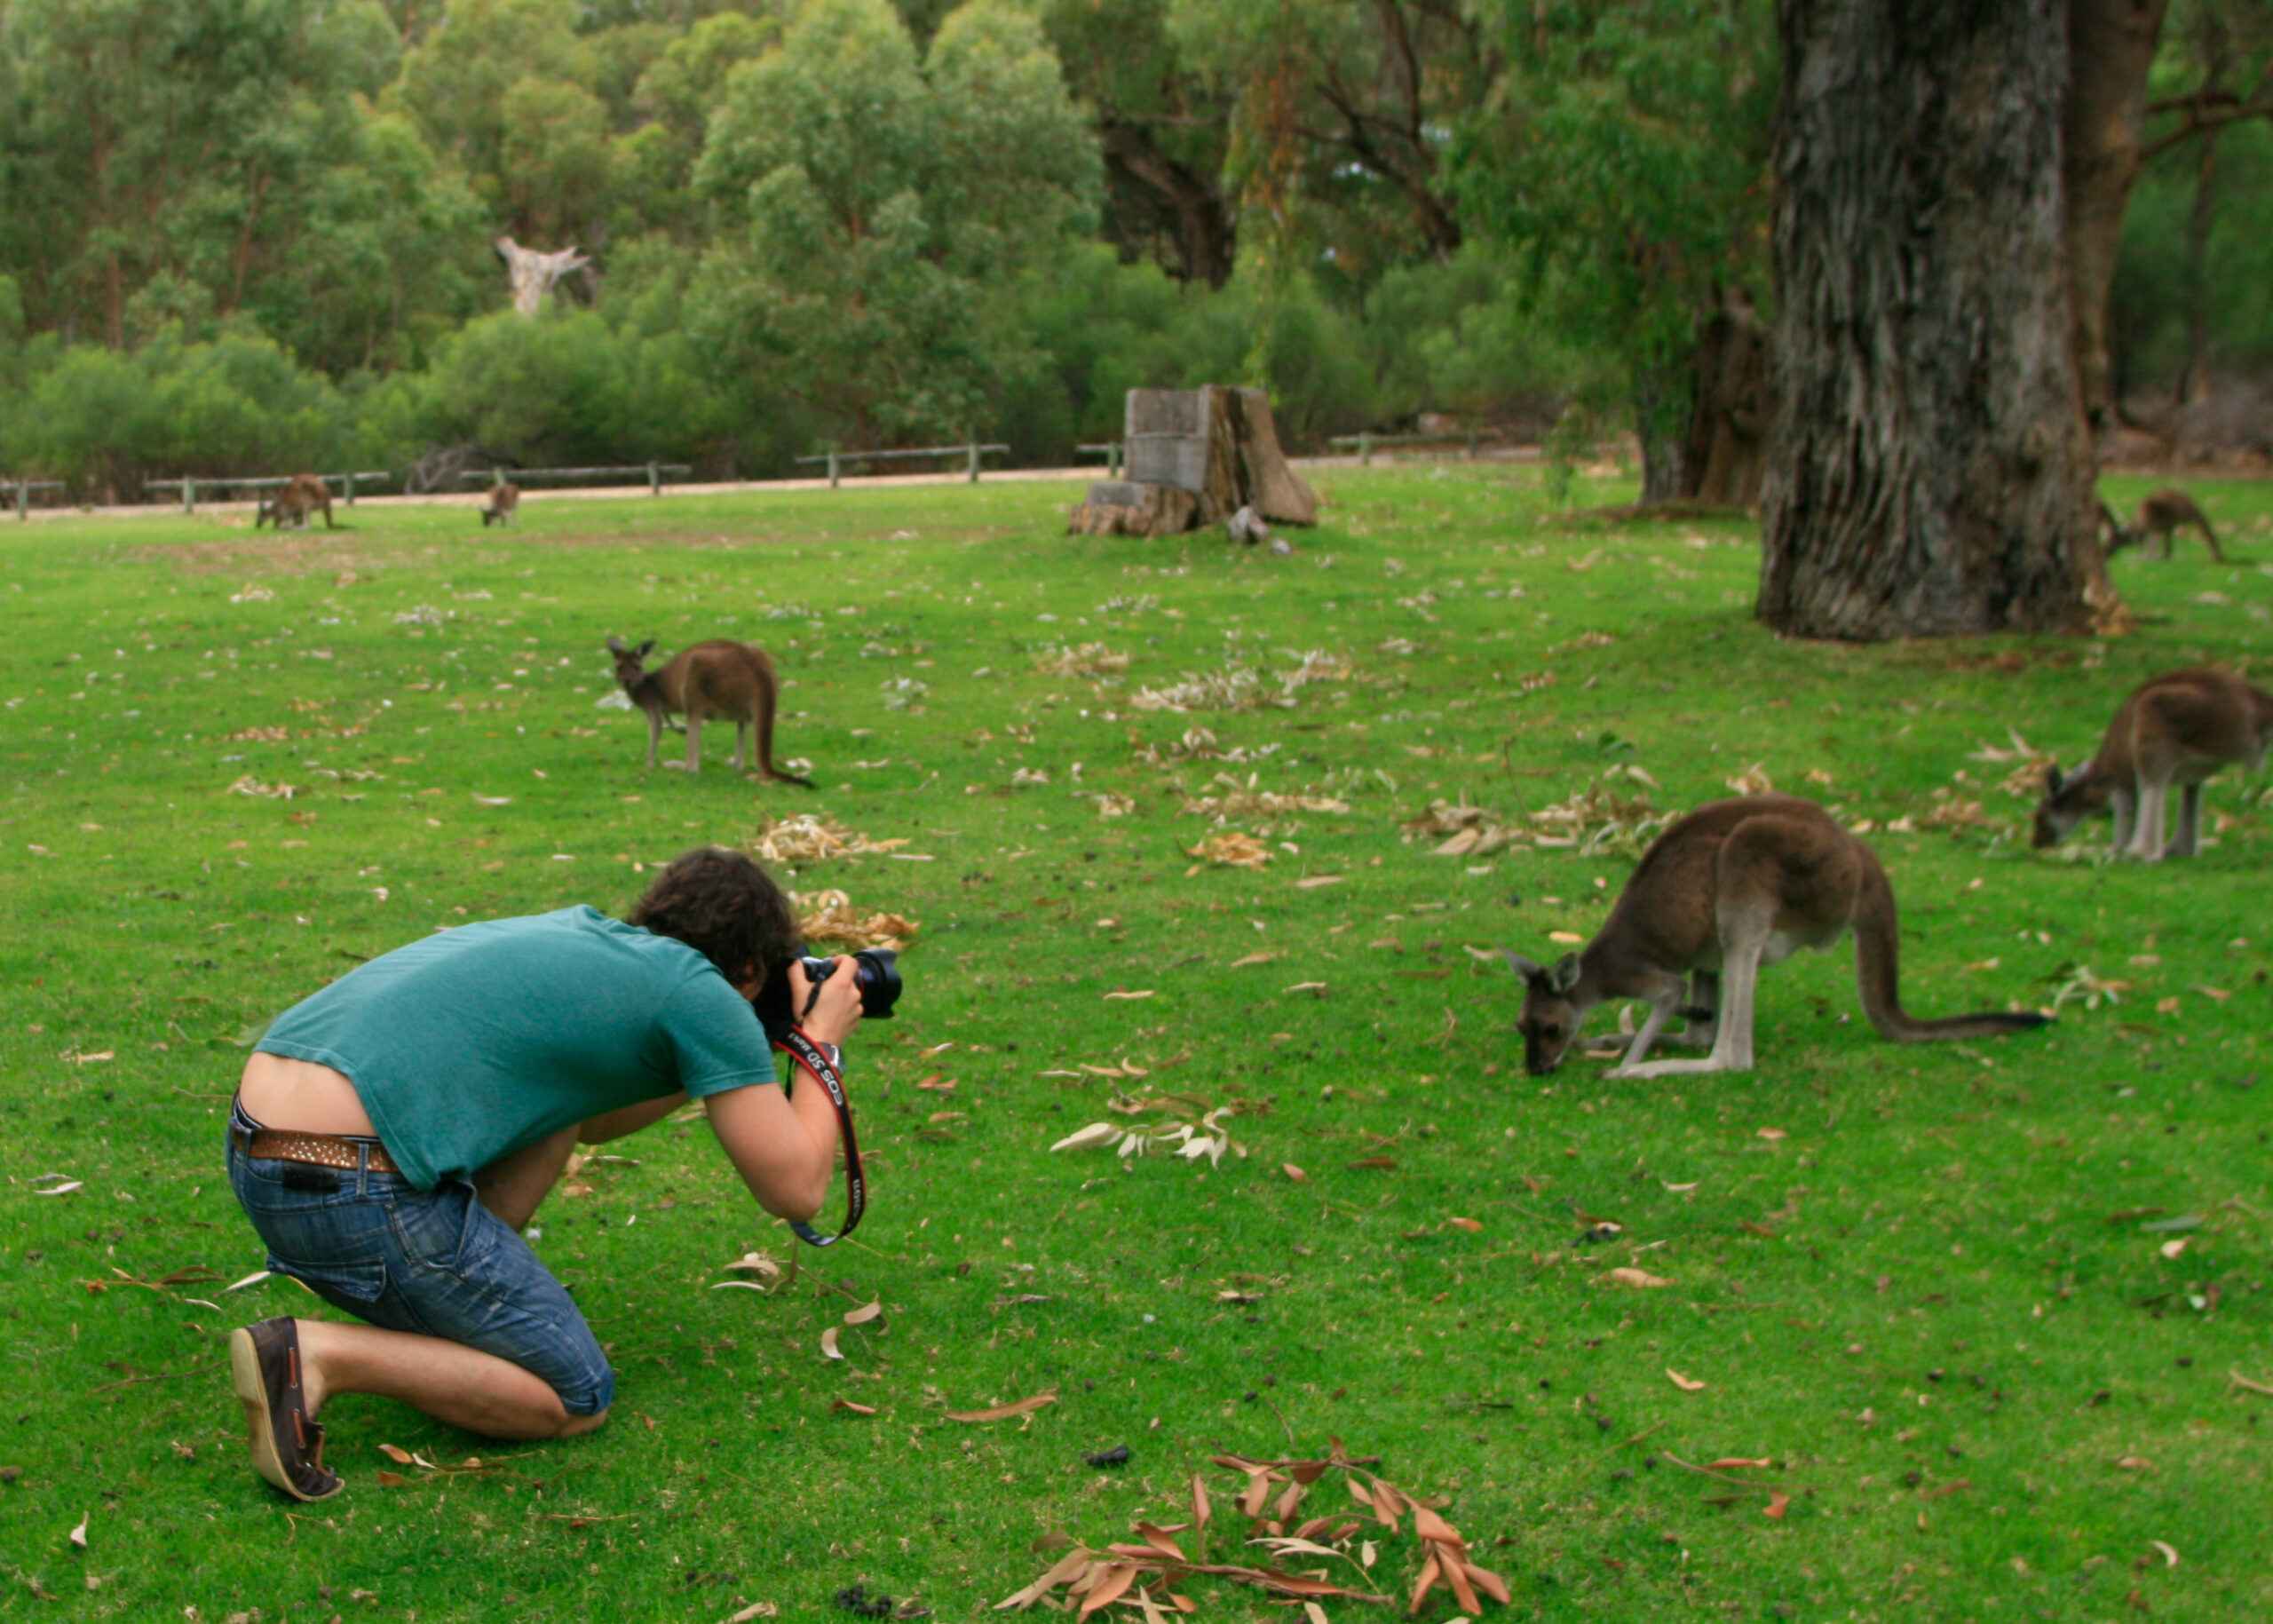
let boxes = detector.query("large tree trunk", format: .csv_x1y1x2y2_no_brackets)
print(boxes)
1685,288,1770,506
2175,123,2219,405
2064,0,2173,430
1760,0,2104,641
1632,360,1691,506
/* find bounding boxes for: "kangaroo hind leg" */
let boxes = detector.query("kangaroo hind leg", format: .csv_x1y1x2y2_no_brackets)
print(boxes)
1675,969,1720,1049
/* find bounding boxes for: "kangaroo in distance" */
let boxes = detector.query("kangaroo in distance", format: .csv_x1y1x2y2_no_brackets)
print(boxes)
2103,488,2223,563
2034,667,2273,860
1502,795,2048,1079
606,636,813,784
255,473,336,531
481,482,520,527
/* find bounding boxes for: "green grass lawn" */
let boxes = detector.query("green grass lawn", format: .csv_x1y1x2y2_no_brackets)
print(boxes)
2,467,2269,1621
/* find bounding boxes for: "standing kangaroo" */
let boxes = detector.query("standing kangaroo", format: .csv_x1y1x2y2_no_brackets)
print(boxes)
2106,488,2223,563
255,474,336,531
480,482,520,527
2034,667,2273,860
1502,795,2048,1078
606,636,813,784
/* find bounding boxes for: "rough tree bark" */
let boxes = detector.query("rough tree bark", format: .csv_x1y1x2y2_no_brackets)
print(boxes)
1685,286,1770,506
1760,0,2105,641
2064,0,2173,430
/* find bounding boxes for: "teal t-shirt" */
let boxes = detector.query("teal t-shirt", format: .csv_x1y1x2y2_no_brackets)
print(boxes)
256,906,777,1189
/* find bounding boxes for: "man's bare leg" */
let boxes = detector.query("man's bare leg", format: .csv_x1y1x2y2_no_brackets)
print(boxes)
294,1319,606,1439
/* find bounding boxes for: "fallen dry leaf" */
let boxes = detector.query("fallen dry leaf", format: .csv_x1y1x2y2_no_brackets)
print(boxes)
1707,1457,1772,1470
1756,1127,1788,1142
1604,1267,1673,1289
377,1444,414,1464
830,1399,877,1416
1282,1163,1309,1184
1104,989,1155,1001
1763,1490,1790,1519
374,1470,407,1487
946,1393,1057,1423
1293,875,1343,890
1051,1122,1121,1153
1548,931,1584,945
67,1512,87,1549
2159,1238,2190,1260
2151,1540,2180,1569
2156,995,2182,1015
2112,1455,2154,1471
725,1604,780,1623
819,1327,843,1361
843,1300,883,1326
1446,1216,1484,1233
1229,952,1276,968
1347,1156,1397,1170
1667,1368,1707,1392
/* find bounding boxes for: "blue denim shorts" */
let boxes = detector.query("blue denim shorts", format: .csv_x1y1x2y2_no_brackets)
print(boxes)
226,1108,614,1415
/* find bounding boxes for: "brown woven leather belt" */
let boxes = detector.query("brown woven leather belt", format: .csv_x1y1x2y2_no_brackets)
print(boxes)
231,1124,402,1176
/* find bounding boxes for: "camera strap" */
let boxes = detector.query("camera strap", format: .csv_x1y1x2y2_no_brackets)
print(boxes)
777,1028,865,1248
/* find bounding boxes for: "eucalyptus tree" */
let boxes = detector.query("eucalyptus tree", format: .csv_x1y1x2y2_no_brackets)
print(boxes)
1455,0,1777,503
690,0,1098,449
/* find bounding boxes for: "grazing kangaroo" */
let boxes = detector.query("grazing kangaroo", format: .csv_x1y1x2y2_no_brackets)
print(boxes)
1501,795,2048,1078
255,473,336,531
606,636,813,784
481,482,520,527
2034,667,2273,860
2107,488,2223,563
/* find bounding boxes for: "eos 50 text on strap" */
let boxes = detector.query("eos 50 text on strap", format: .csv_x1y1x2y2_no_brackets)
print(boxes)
776,1027,865,1248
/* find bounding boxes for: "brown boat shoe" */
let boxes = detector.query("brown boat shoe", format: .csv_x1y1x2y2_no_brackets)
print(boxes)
229,1316,344,1501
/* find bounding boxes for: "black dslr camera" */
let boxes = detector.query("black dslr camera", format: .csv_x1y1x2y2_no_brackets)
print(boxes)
751,947,903,1042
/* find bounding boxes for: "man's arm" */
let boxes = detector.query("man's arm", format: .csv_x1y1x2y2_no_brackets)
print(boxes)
705,959,862,1222
579,1093,687,1145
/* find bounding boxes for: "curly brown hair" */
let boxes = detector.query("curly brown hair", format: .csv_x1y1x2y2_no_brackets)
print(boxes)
627,847,803,986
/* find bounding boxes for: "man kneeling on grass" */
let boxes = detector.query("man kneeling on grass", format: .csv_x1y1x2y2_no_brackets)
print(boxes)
222,847,862,1501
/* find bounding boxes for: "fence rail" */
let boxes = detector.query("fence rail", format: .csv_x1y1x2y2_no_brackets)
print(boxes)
139,471,389,514
1328,429,1502,465
792,441,1010,488
459,462,692,495
1073,441,1125,479
3,478,66,520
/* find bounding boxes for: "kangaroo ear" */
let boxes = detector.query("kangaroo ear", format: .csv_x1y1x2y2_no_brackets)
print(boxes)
2041,762,2063,796
606,636,626,654
1500,950,1544,981
1548,952,1582,994
636,639,656,659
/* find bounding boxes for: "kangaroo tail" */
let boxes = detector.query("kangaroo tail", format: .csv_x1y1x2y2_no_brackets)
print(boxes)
1852,855,2050,1042
752,658,815,788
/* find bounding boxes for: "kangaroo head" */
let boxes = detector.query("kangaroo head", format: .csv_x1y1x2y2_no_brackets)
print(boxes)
606,637,658,690
1504,950,1585,1075
2031,760,2089,849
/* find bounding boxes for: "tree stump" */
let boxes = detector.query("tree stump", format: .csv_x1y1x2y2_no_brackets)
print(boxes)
1069,386,1317,536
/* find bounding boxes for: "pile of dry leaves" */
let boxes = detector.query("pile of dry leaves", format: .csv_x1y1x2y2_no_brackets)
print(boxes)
1968,729,2061,800
749,813,911,863
1182,772,1351,833
1132,652,1356,715
997,1444,1509,1615
1049,1089,1245,1167
1033,642,1131,677
1186,831,1273,869
1134,725,1282,767
789,889,918,951
1403,768,1671,860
